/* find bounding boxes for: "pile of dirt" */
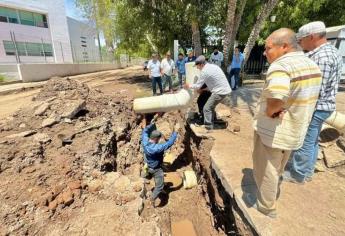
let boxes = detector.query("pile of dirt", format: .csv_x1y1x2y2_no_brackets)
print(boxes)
0,77,156,235
0,77,227,235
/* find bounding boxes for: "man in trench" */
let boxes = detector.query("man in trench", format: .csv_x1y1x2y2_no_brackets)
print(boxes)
184,55,232,132
141,118,178,207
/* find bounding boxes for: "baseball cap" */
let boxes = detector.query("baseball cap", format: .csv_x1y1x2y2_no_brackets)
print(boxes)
194,55,206,66
296,21,326,40
150,130,162,139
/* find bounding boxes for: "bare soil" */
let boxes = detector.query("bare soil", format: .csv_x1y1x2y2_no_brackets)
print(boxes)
0,69,228,235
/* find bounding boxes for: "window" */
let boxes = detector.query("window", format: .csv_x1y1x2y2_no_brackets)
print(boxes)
2,40,53,57
0,7,19,24
33,12,48,28
3,41,15,55
26,42,41,56
43,43,53,56
19,10,34,26
15,42,27,56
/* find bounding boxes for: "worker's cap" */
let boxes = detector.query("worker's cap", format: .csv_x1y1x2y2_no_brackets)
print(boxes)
187,49,193,53
194,55,206,66
150,130,162,139
296,21,326,40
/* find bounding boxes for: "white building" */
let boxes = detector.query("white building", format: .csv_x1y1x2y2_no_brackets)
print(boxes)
67,17,100,63
0,0,100,64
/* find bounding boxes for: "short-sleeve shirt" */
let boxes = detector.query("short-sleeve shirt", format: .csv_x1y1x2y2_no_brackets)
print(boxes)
253,51,322,150
148,60,161,77
306,43,342,111
160,58,175,76
231,53,244,69
176,59,186,75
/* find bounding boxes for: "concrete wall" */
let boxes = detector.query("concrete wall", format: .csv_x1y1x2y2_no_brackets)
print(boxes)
18,63,122,82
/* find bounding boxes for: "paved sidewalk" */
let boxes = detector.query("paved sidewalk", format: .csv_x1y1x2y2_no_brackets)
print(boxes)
0,81,46,95
189,86,345,236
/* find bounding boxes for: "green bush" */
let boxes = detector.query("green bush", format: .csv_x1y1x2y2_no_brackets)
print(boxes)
0,75,5,82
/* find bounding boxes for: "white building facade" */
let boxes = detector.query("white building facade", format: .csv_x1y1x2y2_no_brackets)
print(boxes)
0,0,100,64
67,17,100,63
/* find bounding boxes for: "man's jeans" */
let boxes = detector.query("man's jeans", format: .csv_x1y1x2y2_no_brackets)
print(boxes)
177,72,185,88
152,76,163,95
203,93,230,129
162,74,173,92
148,167,164,200
229,68,240,89
287,110,332,182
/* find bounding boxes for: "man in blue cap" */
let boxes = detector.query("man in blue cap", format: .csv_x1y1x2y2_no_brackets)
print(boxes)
141,118,178,207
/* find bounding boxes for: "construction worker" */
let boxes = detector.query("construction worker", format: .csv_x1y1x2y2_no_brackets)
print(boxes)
184,55,231,132
141,118,178,207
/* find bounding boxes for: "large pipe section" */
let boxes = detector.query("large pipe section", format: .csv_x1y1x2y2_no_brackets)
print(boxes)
133,62,199,114
324,111,345,133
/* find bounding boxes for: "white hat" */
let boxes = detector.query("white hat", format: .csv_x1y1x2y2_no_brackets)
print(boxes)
296,21,326,40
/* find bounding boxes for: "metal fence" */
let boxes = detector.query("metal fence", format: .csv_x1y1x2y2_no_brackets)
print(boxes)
0,30,145,66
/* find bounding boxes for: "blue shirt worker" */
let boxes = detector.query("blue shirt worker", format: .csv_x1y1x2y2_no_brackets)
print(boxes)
228,47,244,90
142,123,177,207
176,53,186,88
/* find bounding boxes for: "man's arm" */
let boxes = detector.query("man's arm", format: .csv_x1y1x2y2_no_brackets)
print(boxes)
185,72,206,90
264,66,290,118
153,132,178,153
266,98,285,118
142,123,155,146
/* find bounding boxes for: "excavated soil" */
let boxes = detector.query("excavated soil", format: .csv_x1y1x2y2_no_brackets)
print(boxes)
0,77,231,235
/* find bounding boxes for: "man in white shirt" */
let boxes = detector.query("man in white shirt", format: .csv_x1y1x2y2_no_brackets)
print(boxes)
184,55,232,131
160,52,175,93
148,53,163,95
210,47,224,67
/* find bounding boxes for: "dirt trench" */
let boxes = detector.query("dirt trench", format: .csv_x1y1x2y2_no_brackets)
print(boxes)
0,77,243,236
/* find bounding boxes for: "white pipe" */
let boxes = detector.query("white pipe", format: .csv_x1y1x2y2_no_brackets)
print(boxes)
324,111,345,133
133,62,199,114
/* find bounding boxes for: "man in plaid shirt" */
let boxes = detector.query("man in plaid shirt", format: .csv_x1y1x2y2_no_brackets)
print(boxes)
284,21,343,184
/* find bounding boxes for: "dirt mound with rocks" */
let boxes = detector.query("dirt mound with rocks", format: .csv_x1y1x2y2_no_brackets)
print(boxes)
0,78,183,235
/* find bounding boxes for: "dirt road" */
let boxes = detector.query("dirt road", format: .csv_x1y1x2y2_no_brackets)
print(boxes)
0,66,151,119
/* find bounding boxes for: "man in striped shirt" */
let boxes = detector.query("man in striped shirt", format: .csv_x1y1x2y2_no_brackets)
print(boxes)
247,28,322,218
284,22,343,184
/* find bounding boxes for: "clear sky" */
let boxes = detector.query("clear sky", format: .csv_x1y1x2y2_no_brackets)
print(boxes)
64,0,86,21
64,0,106,46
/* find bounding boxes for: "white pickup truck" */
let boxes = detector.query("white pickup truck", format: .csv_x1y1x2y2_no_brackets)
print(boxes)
326,25,345,83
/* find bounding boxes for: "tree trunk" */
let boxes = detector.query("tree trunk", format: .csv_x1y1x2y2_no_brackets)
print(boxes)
191,19,202,56
243,0,279,65
223,0,238,68
228,0,247,61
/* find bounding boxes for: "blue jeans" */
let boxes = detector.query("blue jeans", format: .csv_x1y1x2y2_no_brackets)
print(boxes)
152,76,163,95
287,110,332,182
228,68,240,89
148,167,164,200
177,72,185,88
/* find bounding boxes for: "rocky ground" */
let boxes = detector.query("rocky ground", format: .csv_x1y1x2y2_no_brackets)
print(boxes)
0,76,229,235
